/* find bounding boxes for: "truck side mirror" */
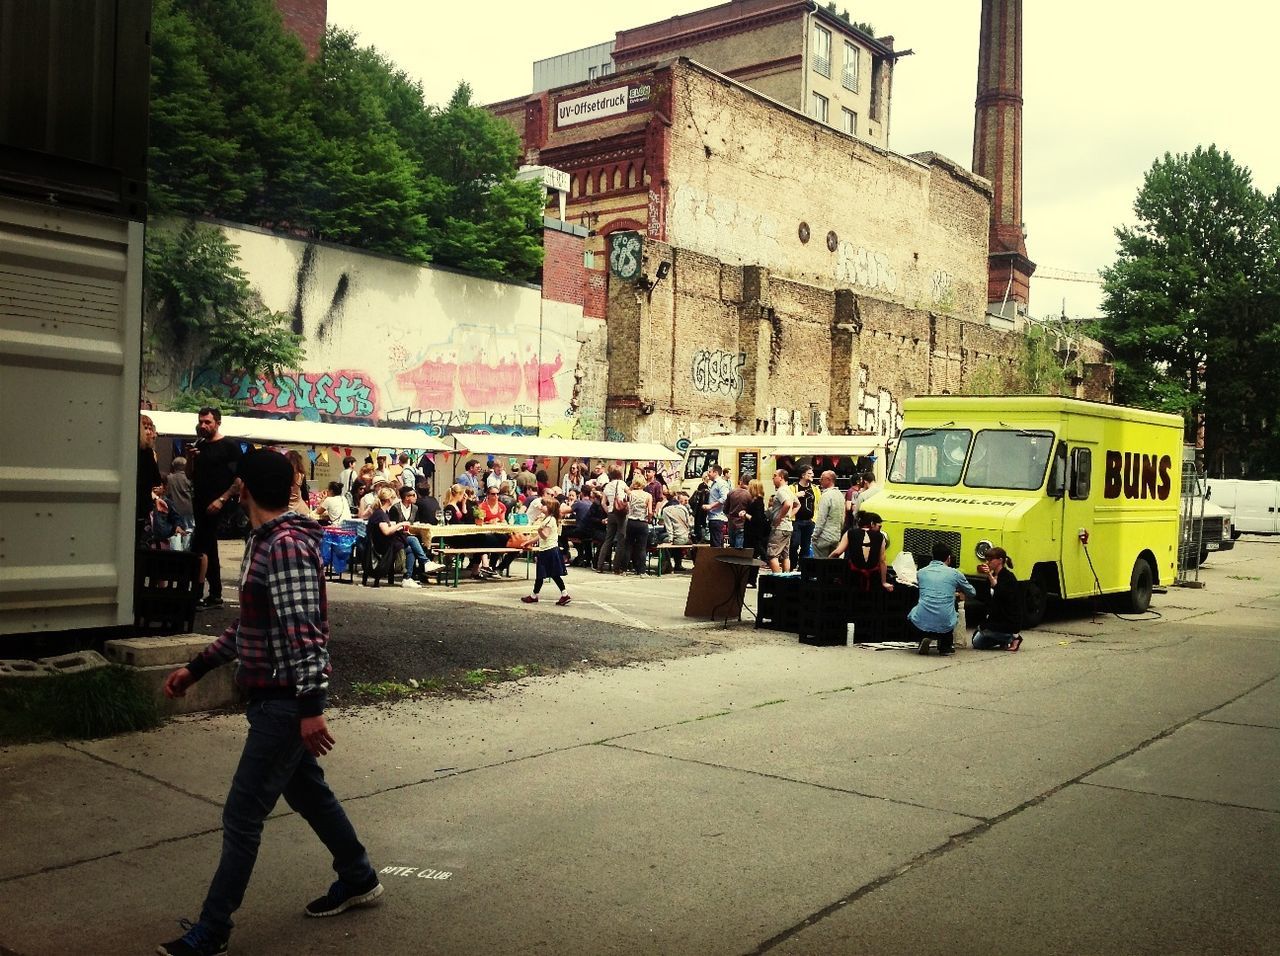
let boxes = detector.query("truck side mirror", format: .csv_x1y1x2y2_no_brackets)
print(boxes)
1048,441,1067,498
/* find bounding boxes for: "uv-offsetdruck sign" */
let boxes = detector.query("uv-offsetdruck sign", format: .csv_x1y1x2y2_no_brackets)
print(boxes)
556,83,651,128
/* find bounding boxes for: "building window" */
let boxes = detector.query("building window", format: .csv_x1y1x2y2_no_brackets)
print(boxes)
588,66,598,81
812,24,831,77
600,61,613,77
843,41,859,91
811,92,829,123
841,108,857,135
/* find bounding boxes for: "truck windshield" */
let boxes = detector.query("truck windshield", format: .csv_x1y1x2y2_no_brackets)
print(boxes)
888,429,972,486
684,449,718,479
963,429,1056,490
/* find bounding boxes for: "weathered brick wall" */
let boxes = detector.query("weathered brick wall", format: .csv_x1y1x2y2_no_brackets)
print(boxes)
273,0,325,59
543,228,585,307
664,61,990,322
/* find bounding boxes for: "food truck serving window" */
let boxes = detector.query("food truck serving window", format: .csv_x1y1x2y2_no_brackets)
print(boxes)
684,448,719,479
889,429,972,486
963,429,1056,490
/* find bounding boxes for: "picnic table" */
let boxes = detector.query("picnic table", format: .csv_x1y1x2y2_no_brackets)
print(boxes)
408,521,545,587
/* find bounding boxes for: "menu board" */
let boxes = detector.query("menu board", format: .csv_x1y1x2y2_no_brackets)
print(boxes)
737,450,760,482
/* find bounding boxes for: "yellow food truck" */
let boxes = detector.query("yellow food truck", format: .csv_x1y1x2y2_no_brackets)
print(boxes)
680,435,888,498
878,397,1183,625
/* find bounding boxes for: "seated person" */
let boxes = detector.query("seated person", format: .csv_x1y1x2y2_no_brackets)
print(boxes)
390,486,438,578
659,490,694,571
367,487,420,588
317,480,352,525
907,542,975,656
971,547,1023,651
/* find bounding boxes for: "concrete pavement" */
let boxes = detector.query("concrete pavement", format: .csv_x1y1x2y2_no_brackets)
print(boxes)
1,541,1277,955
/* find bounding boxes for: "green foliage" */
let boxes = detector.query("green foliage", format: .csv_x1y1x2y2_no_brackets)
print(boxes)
144,221,305,388
1098,146,1280,477
961,323,1076,396
0,667,160,743
149,5,545,280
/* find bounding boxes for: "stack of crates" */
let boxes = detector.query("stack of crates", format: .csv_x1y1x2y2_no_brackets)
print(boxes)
756,573,801,631
796,559,852,646
850,579,918,643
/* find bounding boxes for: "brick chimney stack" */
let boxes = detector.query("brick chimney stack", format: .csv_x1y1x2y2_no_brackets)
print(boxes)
973,0,1035,318
275,0,327,60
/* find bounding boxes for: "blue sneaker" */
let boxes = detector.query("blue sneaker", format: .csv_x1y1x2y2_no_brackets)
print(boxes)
156,919,228,955
304,876,384,917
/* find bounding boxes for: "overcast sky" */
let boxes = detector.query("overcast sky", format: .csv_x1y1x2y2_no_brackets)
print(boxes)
328,0,1280,319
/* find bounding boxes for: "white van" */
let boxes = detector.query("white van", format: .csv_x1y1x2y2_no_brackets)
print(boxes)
681,435,887,498
1207,479,1280,536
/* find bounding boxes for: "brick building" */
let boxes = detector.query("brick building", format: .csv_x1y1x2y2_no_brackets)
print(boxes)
493,55,1094,447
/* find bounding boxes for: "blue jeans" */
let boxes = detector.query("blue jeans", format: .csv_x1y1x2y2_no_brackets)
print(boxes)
729,528,745,549
971,627,1016,650
789,519,814,564
404,534,426,577
709,520,727,547
199,699,375,939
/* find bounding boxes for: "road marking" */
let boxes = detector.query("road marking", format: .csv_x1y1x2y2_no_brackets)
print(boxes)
589,597,650,630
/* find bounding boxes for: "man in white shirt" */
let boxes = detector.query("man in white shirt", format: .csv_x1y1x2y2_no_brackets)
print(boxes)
486,461,508,490
811,470,844,558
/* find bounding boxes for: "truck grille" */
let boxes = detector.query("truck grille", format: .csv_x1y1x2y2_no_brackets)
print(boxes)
902,528,962,561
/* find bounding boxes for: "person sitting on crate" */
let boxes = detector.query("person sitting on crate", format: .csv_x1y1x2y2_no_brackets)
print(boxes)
660,490,695,572
970,546,1024,651
907,542,975,656
366,487,418,588
830,511,892,592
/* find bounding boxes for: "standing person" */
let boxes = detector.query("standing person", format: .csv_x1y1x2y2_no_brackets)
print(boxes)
689,471,711,543
765,469,798,572
562,462,585,495
908,542,976,656
521,500,571,605
642,465,665,503
726,476,752,549
187,407,243,608
703,465,731,547
971,547,1024,651
395,453,418,493
789,466,817,565
137,415,163,539
485,459,507,491
414,452,435,497
338,457,358,508
158,449,381,956
165,456,197,551
853,471,880,514
516,460,538,497
743,479,769,586
811,470,844,558
624,476,655,575
595,467,630,573
286,450,312,517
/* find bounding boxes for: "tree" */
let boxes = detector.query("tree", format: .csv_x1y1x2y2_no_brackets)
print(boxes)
961,322,1077,396
1098,146,1280,477
144,222,305,396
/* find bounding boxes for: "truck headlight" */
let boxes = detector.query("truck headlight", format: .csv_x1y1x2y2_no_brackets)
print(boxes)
975,539,993,560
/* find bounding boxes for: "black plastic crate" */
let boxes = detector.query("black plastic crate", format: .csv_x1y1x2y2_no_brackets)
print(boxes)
799,557,849,587
796,599,851,646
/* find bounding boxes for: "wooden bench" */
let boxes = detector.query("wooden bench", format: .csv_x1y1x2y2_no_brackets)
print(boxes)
433,546,531,588
650,543,713,576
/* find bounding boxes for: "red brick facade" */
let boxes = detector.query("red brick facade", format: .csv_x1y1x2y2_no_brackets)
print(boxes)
542,228,586,308
275,0,326,60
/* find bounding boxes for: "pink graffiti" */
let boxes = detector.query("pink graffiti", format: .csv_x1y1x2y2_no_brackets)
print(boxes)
396,357,458,408
457,357,522,407
522,354,564,401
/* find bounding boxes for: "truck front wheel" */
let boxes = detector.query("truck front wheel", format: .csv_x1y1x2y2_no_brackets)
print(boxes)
1020,580,1047,628
1125,558,1153,613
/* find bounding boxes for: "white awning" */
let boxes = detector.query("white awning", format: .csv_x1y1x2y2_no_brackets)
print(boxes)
143,410,449,452
450,432,681,462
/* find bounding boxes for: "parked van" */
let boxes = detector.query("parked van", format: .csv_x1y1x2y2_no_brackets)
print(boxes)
876,397,1183,626
680,435,887,498
1206,479,1280,537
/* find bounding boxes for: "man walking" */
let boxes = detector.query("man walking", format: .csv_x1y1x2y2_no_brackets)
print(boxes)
186,407,243,608
158,449,381,956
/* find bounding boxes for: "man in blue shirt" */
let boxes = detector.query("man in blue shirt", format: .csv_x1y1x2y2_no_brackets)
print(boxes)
703,465,731,547
907,542,975,656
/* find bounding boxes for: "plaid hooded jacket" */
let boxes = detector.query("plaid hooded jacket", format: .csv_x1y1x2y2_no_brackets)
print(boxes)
187,512,331,717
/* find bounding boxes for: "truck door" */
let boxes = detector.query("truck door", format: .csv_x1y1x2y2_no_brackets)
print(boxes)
1058,444,1097,599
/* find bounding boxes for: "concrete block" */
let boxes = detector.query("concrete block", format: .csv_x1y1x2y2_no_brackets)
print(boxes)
36,650,108,675
0,659,55,679
103,634,212,668
131,662,239,717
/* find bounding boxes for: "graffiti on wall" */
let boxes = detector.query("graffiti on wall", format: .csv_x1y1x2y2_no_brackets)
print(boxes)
835,242,898,295
691,349,746,397
856,366,903,437
393,353,565,411
930,270,954,305
754,406,826,436
192,369,378,419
